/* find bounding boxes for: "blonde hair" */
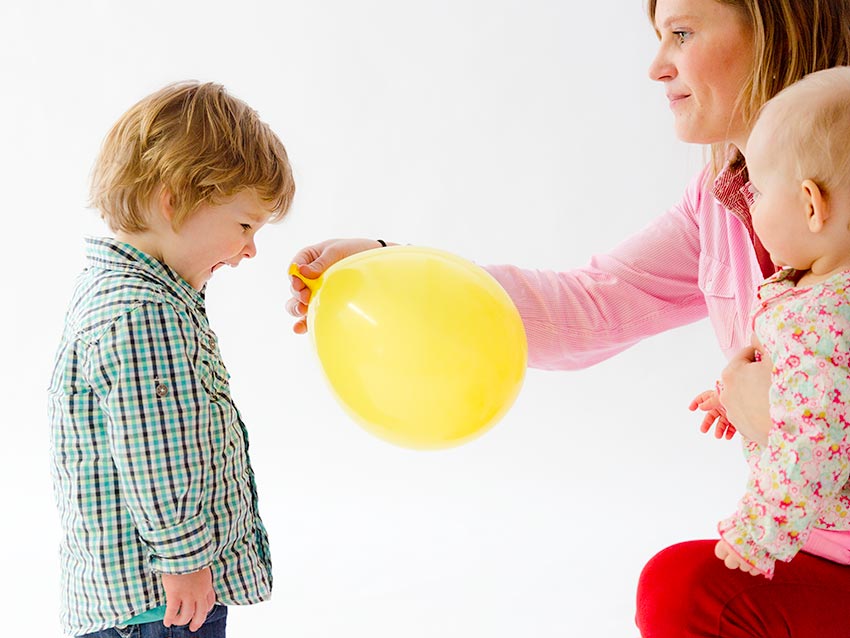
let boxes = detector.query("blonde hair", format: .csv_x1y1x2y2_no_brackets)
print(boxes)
90,81,295,232
646,0,850,175
760,66,850,193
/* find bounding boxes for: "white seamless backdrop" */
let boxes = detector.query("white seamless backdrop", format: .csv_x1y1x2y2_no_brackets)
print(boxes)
2,1,747,636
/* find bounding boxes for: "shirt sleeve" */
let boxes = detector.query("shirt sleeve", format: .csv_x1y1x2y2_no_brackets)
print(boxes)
89,300,215,575
718,298,850,578
483,172,709,370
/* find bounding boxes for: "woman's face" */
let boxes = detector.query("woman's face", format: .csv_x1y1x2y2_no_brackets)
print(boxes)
648,0,754,149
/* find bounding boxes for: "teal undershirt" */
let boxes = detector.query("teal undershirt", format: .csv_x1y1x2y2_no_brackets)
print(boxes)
123,605,167,625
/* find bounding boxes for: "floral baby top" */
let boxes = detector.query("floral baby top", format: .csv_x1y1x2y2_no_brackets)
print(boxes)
718,268,850,577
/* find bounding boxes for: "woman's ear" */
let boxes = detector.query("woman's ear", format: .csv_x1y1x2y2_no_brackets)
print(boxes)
802,179,828,233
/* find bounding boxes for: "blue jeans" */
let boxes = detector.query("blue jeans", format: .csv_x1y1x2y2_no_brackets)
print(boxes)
77,605,227,638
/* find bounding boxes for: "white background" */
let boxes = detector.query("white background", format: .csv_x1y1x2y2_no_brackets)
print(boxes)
1,1,747,636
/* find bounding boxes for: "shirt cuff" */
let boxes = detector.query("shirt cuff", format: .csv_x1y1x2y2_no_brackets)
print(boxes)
140,514,215,574
718,517,776,579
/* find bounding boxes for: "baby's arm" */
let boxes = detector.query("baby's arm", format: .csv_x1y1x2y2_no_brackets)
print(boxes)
718,311,850,577
162,568,216,631
688,387,736,440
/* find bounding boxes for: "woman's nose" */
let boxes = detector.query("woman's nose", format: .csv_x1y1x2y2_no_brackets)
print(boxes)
648,44,676,83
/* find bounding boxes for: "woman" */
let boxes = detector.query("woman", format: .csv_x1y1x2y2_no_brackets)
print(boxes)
287,1,850,635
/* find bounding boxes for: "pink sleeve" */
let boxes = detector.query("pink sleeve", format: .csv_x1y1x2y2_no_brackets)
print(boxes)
484,171,710,370
802,529,850,565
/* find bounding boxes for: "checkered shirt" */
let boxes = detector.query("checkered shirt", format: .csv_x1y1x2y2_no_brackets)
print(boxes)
48,237,272,636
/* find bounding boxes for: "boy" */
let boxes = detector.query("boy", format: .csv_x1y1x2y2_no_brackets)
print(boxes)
48,81,295,637
690,66,850,578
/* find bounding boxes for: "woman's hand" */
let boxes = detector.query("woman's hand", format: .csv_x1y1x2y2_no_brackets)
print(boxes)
286,238,390,333
718,344,772,446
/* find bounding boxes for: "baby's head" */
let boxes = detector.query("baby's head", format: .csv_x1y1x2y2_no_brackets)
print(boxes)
746,66,850,272
90,81,295,234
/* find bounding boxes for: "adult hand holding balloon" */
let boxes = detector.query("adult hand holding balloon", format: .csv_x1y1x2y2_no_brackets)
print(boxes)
290,246,527,449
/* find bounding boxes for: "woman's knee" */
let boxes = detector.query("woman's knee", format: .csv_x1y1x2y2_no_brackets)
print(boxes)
636,540,725,638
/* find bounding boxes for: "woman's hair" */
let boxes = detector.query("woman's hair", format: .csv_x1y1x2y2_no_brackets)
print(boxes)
90,81,295,232
647,0,850,173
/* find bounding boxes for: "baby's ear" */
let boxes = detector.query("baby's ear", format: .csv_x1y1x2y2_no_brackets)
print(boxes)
801,179,828,233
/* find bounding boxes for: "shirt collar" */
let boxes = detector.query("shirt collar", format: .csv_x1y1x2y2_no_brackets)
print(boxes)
85,236,206,309
711,158,751,230
711,158,779,279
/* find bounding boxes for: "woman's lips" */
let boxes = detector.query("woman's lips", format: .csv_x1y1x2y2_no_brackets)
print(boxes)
667,93,690,108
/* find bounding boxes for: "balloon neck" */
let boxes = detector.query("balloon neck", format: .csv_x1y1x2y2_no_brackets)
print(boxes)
289,263,322,292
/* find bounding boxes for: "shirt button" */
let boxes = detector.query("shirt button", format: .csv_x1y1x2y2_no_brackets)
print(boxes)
155,383,169,397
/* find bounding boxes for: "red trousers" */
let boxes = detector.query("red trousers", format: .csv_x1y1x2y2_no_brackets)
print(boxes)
636,540,850,638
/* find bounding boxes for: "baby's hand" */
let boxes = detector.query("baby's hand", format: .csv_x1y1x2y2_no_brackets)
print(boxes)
714,539,763,576
689,389,736,440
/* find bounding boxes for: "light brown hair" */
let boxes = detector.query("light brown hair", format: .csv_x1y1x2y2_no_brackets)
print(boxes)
647,0,850,174
90,81,295,232
760,66,850,193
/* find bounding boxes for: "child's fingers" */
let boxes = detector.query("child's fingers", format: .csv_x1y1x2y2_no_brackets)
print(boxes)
714,421,726,438
187,602,207,632
725,425,737,440
688,391,711,410
163,599,182,628
174,600,197,629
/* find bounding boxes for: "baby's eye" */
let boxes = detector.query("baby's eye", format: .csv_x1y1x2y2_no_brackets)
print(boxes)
673,30,691,44
240,223,252,231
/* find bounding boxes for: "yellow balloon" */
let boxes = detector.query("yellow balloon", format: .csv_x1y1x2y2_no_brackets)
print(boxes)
290,246,527,450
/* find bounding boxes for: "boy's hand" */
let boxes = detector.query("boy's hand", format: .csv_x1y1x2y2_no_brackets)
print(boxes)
688,389,736,440
714,539,763,576
287,238,392,334
162,567,216,632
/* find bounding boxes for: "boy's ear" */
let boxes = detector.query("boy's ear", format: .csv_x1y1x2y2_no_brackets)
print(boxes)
802,179,828,233
157,186,176,224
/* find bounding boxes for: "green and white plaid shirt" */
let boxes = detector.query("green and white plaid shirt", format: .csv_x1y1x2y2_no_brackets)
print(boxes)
48,237,272,636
